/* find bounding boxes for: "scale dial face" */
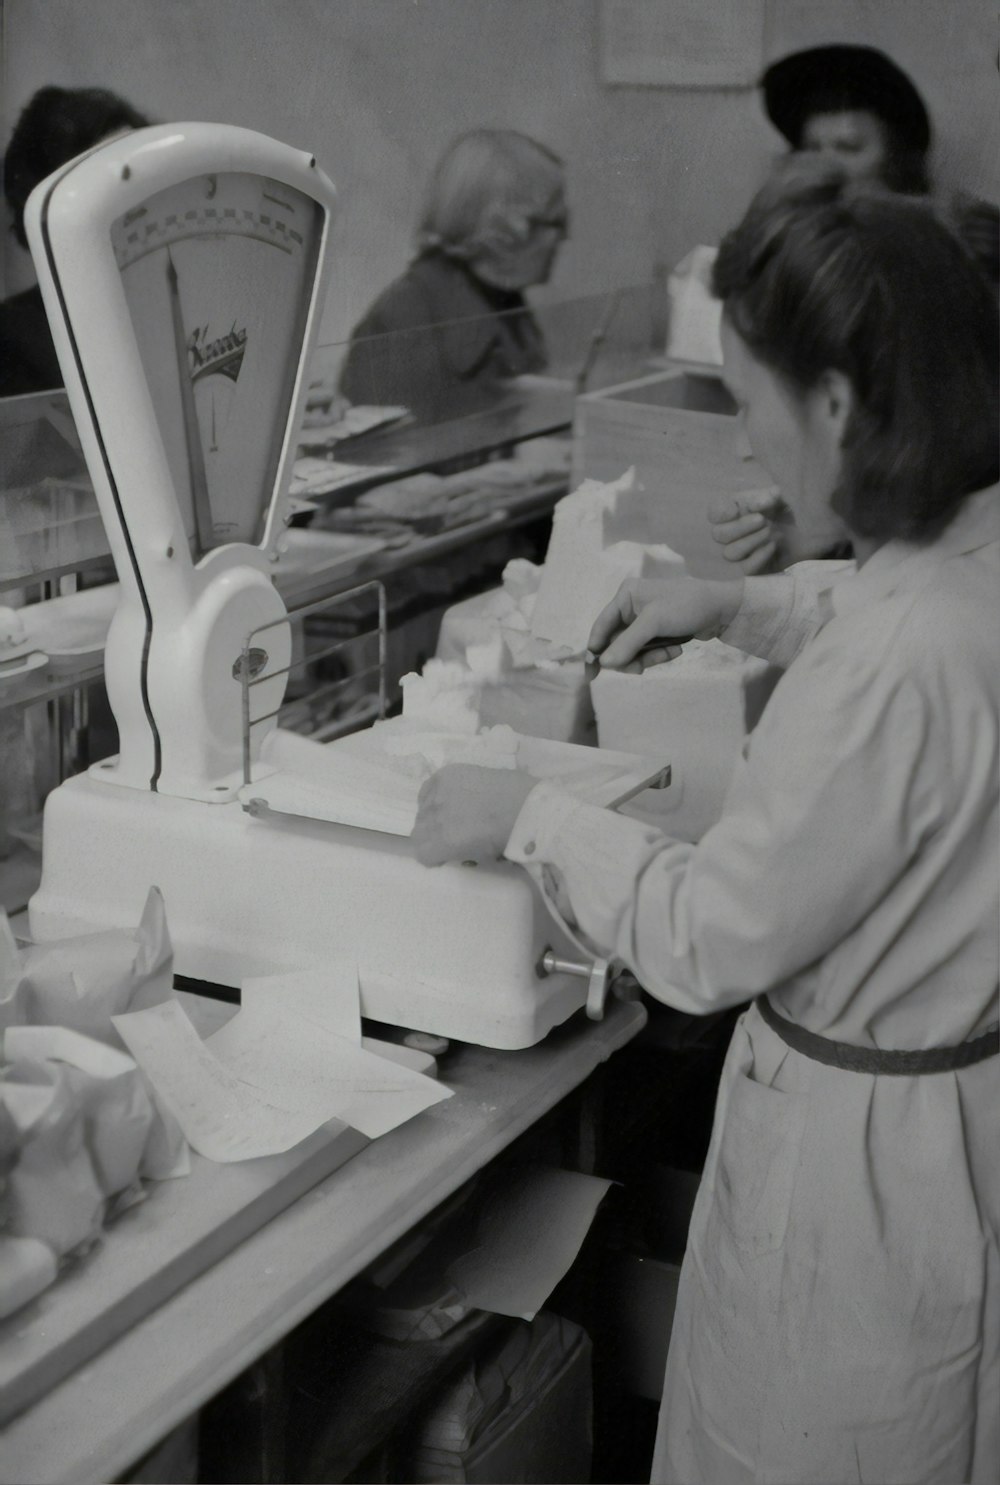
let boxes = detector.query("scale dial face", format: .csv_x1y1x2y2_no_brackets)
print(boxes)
111,171,322,559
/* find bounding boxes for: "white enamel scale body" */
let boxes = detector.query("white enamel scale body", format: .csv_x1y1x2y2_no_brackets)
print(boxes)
25,124,589,1048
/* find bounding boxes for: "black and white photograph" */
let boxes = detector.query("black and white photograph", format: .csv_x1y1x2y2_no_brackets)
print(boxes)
0,3,997,1482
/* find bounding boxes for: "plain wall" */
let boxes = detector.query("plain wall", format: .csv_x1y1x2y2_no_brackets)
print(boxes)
2,0,997,351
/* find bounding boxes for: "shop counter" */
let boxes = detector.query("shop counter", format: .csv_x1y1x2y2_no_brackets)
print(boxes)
0,995,645,1485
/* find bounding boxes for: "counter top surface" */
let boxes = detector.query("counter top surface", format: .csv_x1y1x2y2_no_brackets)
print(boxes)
0,995,645,1485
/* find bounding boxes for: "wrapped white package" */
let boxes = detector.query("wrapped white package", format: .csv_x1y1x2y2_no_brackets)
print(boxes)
420,621,595,744
0,1235,58,1319
0,887,173,1043
665,246,723,367
401,660,483,733
0,890,190,1191
379,723,520,773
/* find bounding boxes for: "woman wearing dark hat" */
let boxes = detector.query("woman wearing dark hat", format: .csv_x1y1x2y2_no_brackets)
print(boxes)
761,43,932,193
709,44,998,574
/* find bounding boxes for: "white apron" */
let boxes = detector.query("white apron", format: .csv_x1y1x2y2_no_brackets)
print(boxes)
652,1003,1000,1485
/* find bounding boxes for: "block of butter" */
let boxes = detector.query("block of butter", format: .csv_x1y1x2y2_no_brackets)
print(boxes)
529,471,684,660
591,640,780,841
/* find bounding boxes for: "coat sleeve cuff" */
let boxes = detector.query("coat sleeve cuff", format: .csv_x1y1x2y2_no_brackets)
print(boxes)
504,780,585,865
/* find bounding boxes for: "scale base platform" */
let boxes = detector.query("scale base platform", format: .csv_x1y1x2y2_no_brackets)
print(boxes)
29,771,587,1049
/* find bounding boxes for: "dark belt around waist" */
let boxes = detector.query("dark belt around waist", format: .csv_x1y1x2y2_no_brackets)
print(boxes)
757,995,1000,1076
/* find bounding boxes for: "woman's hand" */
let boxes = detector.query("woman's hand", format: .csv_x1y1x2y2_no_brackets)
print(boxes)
588,575,744,673
707,488,787,574
411,764,538,867
708,489,841,572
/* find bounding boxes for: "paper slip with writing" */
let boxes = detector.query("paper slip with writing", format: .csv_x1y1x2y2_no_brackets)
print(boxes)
204,1002,449,1139
112,1000,329,1161
113,970,450,1161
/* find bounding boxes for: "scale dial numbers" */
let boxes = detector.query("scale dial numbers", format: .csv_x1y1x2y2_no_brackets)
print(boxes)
113,180,311,270
111,172,322,559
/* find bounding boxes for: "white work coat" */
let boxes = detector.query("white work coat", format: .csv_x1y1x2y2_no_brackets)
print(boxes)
505,486,1000,1483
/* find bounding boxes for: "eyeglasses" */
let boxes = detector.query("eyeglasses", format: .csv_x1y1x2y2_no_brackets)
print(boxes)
528,209,570,236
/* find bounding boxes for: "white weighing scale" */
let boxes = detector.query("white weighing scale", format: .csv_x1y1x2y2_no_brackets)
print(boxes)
25,124,664,1047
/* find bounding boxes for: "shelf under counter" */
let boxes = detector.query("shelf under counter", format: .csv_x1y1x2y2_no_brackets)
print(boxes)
0,993,646,1485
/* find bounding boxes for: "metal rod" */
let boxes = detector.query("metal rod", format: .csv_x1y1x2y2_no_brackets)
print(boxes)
240,639,252,785
244,632,374,689
238,580,388,769
539,949,592,980
246,579,388,636
248,661,384,730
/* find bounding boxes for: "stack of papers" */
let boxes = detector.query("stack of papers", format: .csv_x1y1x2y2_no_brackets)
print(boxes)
113,961,451,1162
290,457,397,498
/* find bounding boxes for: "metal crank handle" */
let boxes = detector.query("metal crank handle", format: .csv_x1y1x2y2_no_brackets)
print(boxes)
539,948,612,1021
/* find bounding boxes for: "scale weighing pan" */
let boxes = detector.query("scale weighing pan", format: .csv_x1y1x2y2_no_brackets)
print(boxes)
24,124,657,1047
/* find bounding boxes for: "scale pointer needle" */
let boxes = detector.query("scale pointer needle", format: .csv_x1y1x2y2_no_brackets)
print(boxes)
167,248,214,554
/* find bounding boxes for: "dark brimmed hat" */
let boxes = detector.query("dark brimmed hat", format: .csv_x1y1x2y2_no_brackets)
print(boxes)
761,45,931,156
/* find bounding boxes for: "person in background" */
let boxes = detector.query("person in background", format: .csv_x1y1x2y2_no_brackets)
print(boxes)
338,128,568,423
411,167,999,1483
0,87,149,835
1,85,150,398
762,42,931,191
711,44,998,573
762,42,998,275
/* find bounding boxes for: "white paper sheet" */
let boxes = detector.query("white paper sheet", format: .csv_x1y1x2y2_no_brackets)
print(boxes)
112,1000,335,1161
250,726,425,835
289,458,397,495
204,1002,451,1140
113,995,451,1161
447,1166,613,1320
600,0,765,87
240,959,361,1042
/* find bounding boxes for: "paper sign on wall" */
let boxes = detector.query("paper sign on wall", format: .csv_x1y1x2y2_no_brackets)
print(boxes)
600,0,765,88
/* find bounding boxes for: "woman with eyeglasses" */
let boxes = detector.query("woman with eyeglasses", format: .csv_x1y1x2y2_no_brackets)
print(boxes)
338,128,568,423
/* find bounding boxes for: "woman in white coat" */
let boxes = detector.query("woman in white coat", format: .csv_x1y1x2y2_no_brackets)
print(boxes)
411,166,999,1483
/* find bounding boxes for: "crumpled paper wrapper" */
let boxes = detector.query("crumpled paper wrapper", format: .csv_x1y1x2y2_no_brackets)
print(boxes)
0,891,190,1318
0,888,173,1041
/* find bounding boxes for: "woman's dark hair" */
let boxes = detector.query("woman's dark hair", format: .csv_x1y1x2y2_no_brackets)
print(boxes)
712,162,999,544
4,85,150,248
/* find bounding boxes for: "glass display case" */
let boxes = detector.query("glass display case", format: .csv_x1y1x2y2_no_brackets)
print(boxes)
0,283,661,910
0,391,109,593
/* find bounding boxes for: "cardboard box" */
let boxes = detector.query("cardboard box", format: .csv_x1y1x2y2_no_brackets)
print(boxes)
405,1314,593,1484
573,370,773,578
